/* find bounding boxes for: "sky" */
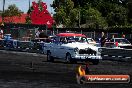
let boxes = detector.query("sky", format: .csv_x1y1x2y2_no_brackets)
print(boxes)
0,0,54,14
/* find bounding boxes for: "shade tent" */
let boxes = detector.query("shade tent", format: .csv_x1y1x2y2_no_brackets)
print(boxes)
56,33,86,37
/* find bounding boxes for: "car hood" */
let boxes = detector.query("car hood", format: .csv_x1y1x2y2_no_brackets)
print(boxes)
62,42,99,51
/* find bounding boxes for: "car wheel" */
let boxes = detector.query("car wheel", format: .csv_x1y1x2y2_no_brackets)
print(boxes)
66,53,72,63
91,59,99,65
47,51,54,62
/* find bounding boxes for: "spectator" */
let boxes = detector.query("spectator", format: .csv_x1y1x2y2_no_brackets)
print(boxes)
122,34,125,38
112,35,115,39
0,29,3,39
100,32,106,47
35,30,40,38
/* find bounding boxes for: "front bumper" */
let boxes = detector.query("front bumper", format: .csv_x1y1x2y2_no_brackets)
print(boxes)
72,54,102,60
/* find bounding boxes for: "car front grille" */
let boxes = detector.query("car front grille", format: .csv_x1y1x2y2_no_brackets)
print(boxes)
79,48,96,55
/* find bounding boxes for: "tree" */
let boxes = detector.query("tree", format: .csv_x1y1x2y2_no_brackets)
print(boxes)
107,4,128,26
82,7,107,29
52,0,79,27
0,10,2,16
53,0,130,28
128,0,132,23
2,4,23,17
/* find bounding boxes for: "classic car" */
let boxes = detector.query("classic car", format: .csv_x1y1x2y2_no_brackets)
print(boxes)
30,38,51,53
105,38,132,49
44,33,102,65
17,41,32,51
3,34,18,50
87,38,96,45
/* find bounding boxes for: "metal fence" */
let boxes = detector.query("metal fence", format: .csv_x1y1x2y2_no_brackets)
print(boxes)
1,23,132,41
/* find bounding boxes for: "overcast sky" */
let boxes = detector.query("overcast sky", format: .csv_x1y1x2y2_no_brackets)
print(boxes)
0,0,54,14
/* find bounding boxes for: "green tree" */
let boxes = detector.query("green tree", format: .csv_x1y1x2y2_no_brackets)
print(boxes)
52,0,79,27
82,7,107,29
53,0,130,28
2,4,23,17
106,4,128,26
128,0,132,23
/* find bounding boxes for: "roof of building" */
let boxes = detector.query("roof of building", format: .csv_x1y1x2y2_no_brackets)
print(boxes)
0,14,27,24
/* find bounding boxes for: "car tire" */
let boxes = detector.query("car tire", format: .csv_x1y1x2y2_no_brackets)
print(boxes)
47,51,54,62
66,53,72,63
91,59,99,65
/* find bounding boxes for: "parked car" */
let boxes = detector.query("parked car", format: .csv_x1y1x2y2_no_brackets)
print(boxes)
44,33,102,65
3,34,18,50
17,41,32,51
106,38,132,49
0,39,4,48
30,38,51,53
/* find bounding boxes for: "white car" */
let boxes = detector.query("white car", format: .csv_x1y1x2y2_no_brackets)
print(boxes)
106,38,132,49
87,38,96,45
44,33,102,65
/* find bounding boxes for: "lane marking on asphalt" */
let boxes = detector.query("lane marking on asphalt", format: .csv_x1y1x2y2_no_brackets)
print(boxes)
104,55,108,56
118,56,122,58
125,57,131,59
112,56,116,57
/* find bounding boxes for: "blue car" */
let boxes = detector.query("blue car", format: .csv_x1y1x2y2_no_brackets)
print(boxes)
3,34,18,50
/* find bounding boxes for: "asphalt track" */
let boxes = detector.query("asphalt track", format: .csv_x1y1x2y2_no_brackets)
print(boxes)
0,50,132,88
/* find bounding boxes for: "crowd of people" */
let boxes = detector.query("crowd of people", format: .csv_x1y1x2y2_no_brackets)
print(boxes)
100,32,127,47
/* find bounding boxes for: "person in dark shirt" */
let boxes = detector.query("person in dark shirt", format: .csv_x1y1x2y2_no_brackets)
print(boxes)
85,63,90,74
100,32,106,47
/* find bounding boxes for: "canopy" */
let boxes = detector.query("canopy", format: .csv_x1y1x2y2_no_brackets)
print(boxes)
56,33,86,37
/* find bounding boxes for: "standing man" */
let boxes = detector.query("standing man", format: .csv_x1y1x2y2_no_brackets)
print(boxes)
35,30,40,38
122,34,125,38
100,32,106,47
0,28,3,39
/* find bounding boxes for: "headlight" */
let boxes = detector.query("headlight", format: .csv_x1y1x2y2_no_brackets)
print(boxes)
74,47,79,52
98,48,102,52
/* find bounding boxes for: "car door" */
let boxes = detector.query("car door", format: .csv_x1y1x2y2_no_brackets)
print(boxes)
51,37,61,58
54,37,65,58
58,37,69,58
60,43,69,59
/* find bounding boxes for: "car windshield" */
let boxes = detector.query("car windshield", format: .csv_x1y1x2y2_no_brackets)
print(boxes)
87,38,94,42
115,39,131,44
66,36,88,43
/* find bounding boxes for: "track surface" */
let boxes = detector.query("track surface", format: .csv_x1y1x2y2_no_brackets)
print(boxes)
0,51,132,88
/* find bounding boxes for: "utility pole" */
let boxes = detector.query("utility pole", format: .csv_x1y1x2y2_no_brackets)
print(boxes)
3,0,5,13
77,0,81,28
79,10,80,28
2,0,5,23
29,0,30,10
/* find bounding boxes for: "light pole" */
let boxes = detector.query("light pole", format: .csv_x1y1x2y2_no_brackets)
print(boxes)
2,0,5,23
3,0,5,13
29,0,30,10
78,9,80,28
77,0,81,28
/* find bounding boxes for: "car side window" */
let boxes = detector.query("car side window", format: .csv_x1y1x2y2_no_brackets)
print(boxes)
60,37,67,44
53,37,60,44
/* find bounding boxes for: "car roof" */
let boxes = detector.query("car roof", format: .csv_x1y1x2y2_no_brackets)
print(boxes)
56,33,86,37
112,38,125,39
87,38,93,39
